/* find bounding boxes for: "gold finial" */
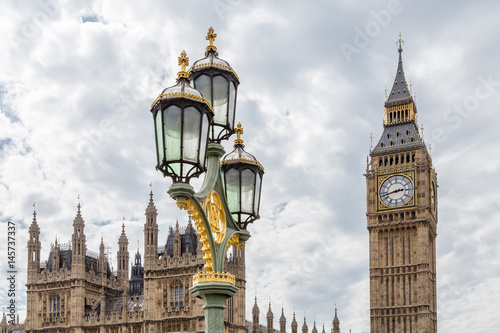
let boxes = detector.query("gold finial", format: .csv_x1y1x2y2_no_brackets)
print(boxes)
177,50,189,79
429,144,432,154
370,133,373,152
234,122,244,145
206,26,217,51
397,32,404,53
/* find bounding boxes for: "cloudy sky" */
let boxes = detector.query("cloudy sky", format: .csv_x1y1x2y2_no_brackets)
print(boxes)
1,0,499,331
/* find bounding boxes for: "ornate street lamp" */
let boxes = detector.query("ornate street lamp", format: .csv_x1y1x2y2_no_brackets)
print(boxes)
151,50,213,184
221,123,265,229
149,28,264,333
190,26,239,142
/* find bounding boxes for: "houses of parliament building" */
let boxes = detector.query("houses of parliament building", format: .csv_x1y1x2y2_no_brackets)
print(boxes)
11,192,344,333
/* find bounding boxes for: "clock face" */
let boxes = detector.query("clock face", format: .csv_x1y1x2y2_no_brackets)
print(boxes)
379,175,413,208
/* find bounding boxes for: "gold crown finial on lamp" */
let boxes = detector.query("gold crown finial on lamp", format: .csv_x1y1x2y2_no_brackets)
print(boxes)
234,122,244,145
206,26,217,51
177,50,189,79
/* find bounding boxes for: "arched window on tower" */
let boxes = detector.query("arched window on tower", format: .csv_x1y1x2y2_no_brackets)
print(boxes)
170,280,184,309
49,295,60,318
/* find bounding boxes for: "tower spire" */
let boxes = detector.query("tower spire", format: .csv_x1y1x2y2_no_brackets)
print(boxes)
397,32,404,53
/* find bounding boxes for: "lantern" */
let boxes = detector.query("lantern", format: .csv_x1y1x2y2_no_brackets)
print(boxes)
150,51,213,183
221,123,264,229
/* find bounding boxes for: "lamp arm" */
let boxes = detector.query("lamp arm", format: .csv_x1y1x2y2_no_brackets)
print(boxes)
194,143,225,202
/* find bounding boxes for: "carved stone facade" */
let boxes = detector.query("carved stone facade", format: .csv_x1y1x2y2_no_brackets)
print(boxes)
25,192,246,333
365,41,438,333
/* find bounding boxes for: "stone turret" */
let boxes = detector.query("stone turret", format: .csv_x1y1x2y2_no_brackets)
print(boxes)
332,307,340,333
302,316,308,333
279,307,286,333
291,311,298,333
71,203,86,275
144,190,158,269
27,209,41,281
252,295,260,333
117,223,129,284
266,301,273,333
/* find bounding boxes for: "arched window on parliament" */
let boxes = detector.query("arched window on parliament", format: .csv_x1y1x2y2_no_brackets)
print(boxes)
49,295,61,318
170,280,184,308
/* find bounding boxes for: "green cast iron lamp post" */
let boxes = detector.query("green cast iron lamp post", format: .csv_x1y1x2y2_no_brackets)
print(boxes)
149,27,264,333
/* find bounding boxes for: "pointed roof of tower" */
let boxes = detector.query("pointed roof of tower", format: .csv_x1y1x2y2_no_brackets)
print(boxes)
333,306,339,324
145,190,157,215
292,311,298,326
280,306,286,321
302,316,308,331
185,215,195,234
312,321,318,333
385,33,413,107
29,206,40,233
253,292,259,313
371,35,425,156
73,202,85,227
119,223,128,243
267,299,273,317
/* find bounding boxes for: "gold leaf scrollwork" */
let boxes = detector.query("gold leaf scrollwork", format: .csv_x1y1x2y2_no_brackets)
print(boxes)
202,191,226,245
176,199,213,272
225,235,243,256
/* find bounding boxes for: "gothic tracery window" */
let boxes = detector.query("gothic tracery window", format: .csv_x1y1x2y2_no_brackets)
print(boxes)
49,295,61,318
170,280,184,308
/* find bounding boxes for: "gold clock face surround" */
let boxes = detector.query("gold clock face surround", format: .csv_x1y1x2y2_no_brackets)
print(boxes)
379,174,414,208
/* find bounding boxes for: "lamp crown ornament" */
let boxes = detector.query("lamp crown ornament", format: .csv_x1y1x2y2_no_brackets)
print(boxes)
234,122,244,146
206,26,217,52
177,50,190,80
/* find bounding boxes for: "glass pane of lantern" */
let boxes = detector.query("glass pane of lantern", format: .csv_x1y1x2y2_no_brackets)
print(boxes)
170,162,181,176
241,169,255,213
225,169,240,212
213,75,228,124
199,113,209,167
195,74,211,101
155,111,164,163
182,106,201,163
164,105,181,161
228,82,235,128
254,172,261,215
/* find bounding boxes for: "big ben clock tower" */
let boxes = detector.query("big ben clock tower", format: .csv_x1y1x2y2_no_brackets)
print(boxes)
365,36,438,333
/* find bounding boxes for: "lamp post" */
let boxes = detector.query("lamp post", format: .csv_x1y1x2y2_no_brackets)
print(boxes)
149,27,264,333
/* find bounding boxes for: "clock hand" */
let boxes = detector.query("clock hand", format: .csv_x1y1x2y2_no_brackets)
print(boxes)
381,188,404,197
